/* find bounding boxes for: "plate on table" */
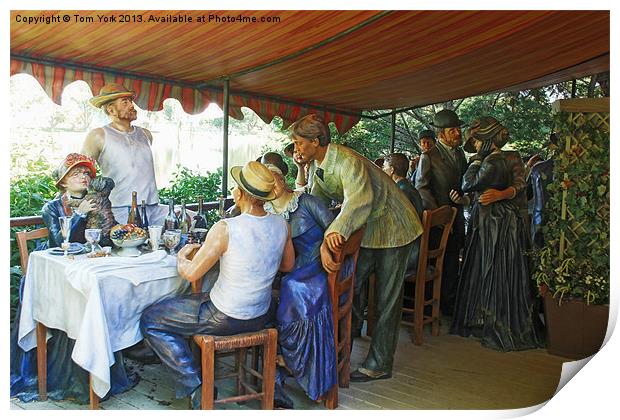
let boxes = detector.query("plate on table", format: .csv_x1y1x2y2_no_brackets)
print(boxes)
47,243,85,255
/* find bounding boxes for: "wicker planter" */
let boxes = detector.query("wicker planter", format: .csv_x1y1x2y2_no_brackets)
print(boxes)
543,294,609,359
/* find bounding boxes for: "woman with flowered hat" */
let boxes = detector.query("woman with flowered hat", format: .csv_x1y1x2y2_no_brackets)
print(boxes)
40,153,97,248
450,117,543,351
11,153,136,404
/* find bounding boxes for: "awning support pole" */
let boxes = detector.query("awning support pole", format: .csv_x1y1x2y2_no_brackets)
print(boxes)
222,77,230,197
390,109,396,153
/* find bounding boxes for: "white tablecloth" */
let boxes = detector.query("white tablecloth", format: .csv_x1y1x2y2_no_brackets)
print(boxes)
18,249,189,398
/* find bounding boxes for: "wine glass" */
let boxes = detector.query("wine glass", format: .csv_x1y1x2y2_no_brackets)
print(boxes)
85,228,102,256
148,225,163,251
162,229,181,256
59,216,72,257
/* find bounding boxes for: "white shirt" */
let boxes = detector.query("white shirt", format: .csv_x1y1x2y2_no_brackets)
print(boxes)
210,213,288,319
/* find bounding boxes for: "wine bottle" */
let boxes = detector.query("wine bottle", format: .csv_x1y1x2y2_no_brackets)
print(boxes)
179,202,189,234
128,191,143,227
164,199,180,231
192,195,208,230
140,200,149,231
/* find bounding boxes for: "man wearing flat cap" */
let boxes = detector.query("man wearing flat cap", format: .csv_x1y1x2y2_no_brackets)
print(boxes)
415,109,468,316
82,83,167,225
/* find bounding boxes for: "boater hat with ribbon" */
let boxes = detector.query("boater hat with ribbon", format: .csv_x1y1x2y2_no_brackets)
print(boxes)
230,161,277,201
89,83,135,108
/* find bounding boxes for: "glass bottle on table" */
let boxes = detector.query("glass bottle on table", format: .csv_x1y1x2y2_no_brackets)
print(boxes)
192,195,208,230
128,191,143,228
140,200,149,231
164,199,180,232
179,202,189,234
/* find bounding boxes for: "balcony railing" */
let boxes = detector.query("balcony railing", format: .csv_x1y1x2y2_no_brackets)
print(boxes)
9,198,235,229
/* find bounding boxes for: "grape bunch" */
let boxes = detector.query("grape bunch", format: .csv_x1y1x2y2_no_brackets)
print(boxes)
110,224,147,241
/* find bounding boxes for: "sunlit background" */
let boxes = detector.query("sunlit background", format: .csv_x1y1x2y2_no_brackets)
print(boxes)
10,74,287,189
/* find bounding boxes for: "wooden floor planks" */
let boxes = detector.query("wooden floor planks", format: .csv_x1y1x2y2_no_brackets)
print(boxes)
11,319,569,410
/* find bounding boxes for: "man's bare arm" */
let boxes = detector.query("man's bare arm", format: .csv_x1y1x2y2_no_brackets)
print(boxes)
177,221,228,284
279,226,295,273
143,128,153,145
81,128,105,161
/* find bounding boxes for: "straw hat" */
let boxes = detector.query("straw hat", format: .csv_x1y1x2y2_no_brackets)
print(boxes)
89,83,135,108
52,153,97,187
230,161,277,201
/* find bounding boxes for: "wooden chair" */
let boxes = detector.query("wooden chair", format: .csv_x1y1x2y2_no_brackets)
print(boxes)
192,329,278,409
190,277,277,409
367,205,456,345
16,227,102,409
15,228,56,404
324,226,365,409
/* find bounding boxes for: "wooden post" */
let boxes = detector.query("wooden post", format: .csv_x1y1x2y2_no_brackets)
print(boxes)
222,77,230,198
390,110,396,153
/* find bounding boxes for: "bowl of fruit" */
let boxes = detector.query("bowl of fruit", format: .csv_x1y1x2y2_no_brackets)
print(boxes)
110,224,147,257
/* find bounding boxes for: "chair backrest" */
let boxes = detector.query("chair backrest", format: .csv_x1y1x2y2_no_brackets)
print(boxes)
326,226,365,382
415,205,457,283
15,227,49,276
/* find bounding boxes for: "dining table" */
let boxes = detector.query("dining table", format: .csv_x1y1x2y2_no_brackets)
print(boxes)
17,247,191,404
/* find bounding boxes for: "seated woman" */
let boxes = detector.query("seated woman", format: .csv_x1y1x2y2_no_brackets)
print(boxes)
11,153,136,404
263,162,337,408
140,161,294,409
42,153,97,247
449,117,543,351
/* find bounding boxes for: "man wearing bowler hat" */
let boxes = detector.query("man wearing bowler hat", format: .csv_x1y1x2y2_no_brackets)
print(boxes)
82,83,168,225
415,109,468,316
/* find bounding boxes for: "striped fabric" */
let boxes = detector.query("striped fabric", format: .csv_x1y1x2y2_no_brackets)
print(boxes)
10,10,609,132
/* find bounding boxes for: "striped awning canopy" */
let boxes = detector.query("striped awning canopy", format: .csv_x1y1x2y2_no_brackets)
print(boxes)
10,10,609,133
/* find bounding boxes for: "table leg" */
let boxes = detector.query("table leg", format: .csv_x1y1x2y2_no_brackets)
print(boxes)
89,375,100,409
35,322,47,401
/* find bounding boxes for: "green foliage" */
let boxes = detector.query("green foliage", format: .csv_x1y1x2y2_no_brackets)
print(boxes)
9,155,56,323
534,110,609,305
331,117,393,161
158,165,223,225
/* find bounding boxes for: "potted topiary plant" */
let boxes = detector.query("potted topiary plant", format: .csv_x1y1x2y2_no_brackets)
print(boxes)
534,97,610,360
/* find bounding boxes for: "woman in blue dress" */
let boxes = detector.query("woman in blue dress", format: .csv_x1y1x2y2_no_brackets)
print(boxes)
264,162,337,408
11,153,135,404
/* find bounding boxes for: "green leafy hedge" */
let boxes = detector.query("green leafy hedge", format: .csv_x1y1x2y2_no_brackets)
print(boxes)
535,106,610,305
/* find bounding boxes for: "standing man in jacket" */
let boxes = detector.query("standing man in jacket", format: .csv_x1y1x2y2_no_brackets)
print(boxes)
290,114,423,382
415,109,468,316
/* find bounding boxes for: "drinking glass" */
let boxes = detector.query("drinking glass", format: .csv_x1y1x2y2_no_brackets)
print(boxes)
163,229,181,256
59,216,72,257
84,228,102,256
148,225,163,251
